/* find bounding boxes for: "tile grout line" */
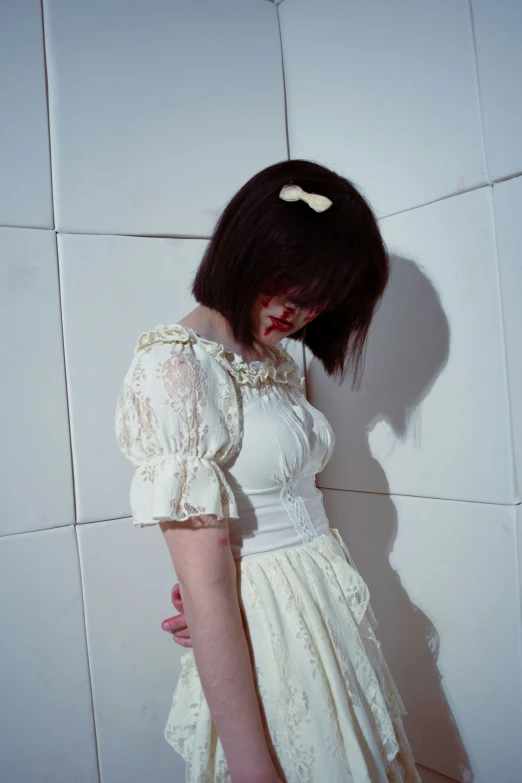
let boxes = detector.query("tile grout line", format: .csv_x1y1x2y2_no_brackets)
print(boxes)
488,188,520,503
73,526,103,783
53,219,102,781
316,485,521,508
380,180,490,221
2,488,520,539
52,231,78,524
39,0,56,228
276,2,290,160
2,176,522,236
467,0,491,185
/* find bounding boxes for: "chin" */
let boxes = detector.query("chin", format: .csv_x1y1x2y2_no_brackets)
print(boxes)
261,328,292,345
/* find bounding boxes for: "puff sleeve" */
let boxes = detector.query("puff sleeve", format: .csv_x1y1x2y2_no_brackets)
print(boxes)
115,339,241,526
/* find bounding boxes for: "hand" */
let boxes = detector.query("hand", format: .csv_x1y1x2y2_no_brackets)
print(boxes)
161,583,193,647
163,588,284,783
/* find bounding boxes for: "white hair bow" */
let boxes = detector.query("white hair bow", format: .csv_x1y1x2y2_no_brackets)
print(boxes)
279,184,333,213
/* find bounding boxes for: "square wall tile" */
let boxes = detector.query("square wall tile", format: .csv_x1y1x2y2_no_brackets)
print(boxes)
322,488,522,783
493,176,522,498
309,188,516,505
0,1,53,227
279,0,486,217
0,526,98,783
78,518,185,783
0,227,74,536
472,0,522,182
44,0,287,235
59,233,207,523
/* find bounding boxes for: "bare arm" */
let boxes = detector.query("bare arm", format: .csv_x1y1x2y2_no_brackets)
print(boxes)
160,516,280,783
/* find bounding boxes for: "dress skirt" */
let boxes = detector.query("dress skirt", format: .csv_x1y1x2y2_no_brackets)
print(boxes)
164,528,421,783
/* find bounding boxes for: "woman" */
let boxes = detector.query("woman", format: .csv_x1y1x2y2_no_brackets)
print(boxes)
115,160,421,783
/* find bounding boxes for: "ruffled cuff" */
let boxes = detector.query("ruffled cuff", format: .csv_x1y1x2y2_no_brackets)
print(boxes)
130,454,239,526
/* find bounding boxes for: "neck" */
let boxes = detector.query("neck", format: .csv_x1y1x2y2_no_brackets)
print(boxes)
193,306,272,362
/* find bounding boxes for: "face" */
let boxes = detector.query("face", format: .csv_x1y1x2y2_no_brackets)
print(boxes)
253,291,326,346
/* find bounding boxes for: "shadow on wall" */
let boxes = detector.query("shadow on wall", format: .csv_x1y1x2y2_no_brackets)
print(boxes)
314,255,473,783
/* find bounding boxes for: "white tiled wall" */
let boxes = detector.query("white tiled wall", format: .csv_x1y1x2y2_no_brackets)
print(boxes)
0,526,98,782
322,490,522,783
77,518,186,783
471,0,522,182
0,226,74,537
58,232,208,524
493,176,522,497
0,1,53,228
43,0,287,235
309,187,517,505
279,0,487,218
1,1,520,782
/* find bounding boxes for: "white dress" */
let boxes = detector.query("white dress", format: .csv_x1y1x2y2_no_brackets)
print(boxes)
115,323,421,783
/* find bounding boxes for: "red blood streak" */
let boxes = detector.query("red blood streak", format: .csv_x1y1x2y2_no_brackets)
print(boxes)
217,536,229,548
261,296,273,308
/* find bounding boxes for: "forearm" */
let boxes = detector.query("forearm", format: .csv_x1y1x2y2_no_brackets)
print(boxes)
180,566,274,781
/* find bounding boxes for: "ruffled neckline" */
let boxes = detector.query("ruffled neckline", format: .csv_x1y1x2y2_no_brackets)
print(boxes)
135,323,305,390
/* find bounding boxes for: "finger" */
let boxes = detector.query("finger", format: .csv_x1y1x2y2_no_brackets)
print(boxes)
162,612,187,627
161,614,187,633
171,585,183,611
173,636,193,648
172,628,191,639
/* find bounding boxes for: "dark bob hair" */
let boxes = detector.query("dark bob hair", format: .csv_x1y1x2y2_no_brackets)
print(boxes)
192,159,390,388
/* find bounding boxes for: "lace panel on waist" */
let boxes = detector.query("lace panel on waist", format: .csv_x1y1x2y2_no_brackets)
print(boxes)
280,481,318,543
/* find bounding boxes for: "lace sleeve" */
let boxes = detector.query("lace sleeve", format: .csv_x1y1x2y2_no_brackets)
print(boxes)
115,340,241,526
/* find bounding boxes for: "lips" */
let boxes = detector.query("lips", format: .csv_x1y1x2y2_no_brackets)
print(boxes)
269,316,292,333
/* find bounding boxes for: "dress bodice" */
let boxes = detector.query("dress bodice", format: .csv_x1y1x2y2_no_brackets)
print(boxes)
226,375,335,559
115,323,336,560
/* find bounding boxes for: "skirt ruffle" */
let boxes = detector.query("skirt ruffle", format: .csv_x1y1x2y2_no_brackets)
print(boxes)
164,528,421,783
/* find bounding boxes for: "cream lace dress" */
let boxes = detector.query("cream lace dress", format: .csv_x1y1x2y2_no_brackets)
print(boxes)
115,323,421,783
